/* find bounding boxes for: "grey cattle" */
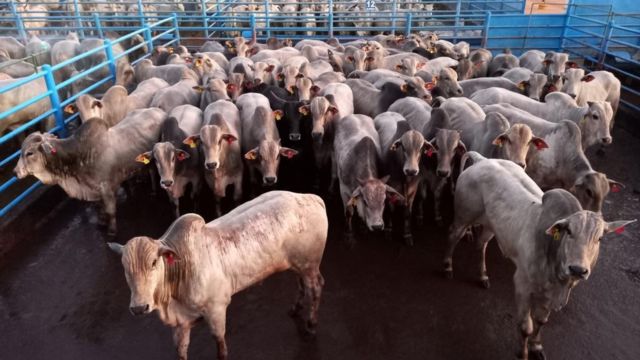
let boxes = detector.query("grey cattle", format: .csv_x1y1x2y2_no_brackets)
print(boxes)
184,100,242,217
25,35,51,67
561,69,621,118
421,108,467,226
458,77,521,97
0,77,51,135
334,114,404,244
14,108,166,234
195,78,231,111
150,70,200,113
134,59,191,85
445,155,634,360
541,51,577,83
69,85,128,126
483,103,620,212
458,112,548,169
137,106,203,217
388,97,433,131
438,97,486,126
375,112,433,243
518,50,545,73
300,60,334,80
108,191,328,360
488,50,519,76
430,68,464,98
127,77,170,110
50,32,81,84
346,78,431,118
237,93,298,188
456,48,492,80
0,36,26,58
471,88,613,149
192,53,228,83
312,71,346,89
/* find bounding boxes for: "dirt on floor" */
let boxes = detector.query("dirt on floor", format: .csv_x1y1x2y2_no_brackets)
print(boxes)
0,125,639,360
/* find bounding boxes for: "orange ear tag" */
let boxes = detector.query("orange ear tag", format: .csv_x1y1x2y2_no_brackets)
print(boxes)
552,228,561,241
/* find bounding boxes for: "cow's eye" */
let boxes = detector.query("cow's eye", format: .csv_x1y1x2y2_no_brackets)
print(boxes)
152,259,157,268
592,114,599,120
586,189,594,198
25,151,33,157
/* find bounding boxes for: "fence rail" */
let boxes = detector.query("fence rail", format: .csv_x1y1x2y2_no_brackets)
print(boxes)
0,1,639,219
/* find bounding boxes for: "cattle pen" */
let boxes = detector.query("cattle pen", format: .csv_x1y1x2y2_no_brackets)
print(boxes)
1,1,640,360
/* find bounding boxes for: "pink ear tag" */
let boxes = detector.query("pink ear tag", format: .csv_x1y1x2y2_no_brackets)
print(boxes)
611,184,621,193
50,147,57,155
426,148,434,157
165,253,175,265
389,194,398,205
615,227,625,234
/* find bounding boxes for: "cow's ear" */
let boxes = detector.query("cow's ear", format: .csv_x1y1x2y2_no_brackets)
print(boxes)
390,139,402,151
107,242,123,255
423,140,436,156
347,187,362,208
543,59,552,66
401,84,409,93
183,135,200,148
456,141,467,155
248,46,259,56
192,85,204,93
265,64,275,72
605,219,636,235
518,81,528,91
175,149,190,161
221,133,237,144
92,100,103,109
244,147,259,161
158,246,179,266
273,109,284,121
566,61,578,69
546,219,569,240
311,85,321,95
135,151,152,165
395,64,406,71
226,83,237,92
581,75,595,82
298,105,310,115
608,179,624,193
328,106,339,115
64,104,77,114
385,185,405,205
279,147,298,159
492,133,509,147
417,62,426,69
474,60,485,68
530,137,549,150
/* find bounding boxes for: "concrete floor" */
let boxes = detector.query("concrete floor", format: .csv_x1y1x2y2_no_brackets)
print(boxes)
0,125,639,360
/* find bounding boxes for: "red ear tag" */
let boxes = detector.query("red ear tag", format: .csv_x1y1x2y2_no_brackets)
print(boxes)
426,148,434,157
534,142,546,151
50,147,57,155
611,184,621,193
166,253,175,265
226,137,234,145
285,151,294,159
615,227,625,234
389,193,398,205
177,152,187,161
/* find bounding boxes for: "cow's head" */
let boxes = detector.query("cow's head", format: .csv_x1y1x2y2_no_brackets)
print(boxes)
580,101,613,149
489,115,548,169
546,211,635,281
74,94,104,123
519,73,548,102
571,172,622,213
347,176,404,231
429,128,466,178
14,132,59,183
137,142,190,192
560,68,586,100
390,130,434,177
431,68,463,98
309,95,339,143
244,139,298,186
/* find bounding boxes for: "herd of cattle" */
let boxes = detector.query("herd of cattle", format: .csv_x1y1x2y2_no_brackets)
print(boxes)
3,27,636,360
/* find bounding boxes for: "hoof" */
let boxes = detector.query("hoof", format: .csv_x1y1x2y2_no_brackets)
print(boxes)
529,348,546,360
403,233,414,246
444,269,453,280
480,278,490,289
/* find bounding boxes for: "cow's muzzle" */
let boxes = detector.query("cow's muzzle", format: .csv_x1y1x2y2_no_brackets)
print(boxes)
130,304,150,316
568,265,589,279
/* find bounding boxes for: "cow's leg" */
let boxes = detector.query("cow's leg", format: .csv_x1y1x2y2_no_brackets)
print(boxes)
415,181,426,227
148,168,158,196
528,305,551,360
443,221,467,279
515,274,533,360
172,196,180,219
233,175,243,204
434,178,447,227
205,302,230,360
302,269,324,336
476,227,494,289
213,195,222,219
100,186,117,236
344,206,356,247
403,179,420,245
289,276,305,318
173,325,192,360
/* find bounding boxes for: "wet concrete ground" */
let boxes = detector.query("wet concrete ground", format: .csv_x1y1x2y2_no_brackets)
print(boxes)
0,125,639,360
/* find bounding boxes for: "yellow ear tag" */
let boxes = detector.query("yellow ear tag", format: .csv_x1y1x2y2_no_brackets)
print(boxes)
518,83,526,90
274,112,282,121
188,141,197,149
245,152,256,160
142,158,150,165
299,107,308,115
552,228,561,241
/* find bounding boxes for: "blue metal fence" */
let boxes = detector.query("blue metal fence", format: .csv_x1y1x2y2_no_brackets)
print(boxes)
0,1,638,219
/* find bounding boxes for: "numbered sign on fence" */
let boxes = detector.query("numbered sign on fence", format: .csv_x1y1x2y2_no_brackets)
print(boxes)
366,0,376,11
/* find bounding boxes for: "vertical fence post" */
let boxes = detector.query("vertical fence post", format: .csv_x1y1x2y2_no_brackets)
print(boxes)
93,14,103,38
250,13,256,40
328,0,334,38
560,0,575,52
143,24,153,56
404,12,412,36
172,13,181,45
9,1,27,43
201,0,208,39
598,20,615,67
482,11,492,49
72,0,85,40
137,0,146,28
391,0,398,35
454,0,462,42
104,39,117,80
42,65,66,138
264,0,271,39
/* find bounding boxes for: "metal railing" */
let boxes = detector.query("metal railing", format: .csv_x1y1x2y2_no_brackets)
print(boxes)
0,1,638,219
0,15,179,217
